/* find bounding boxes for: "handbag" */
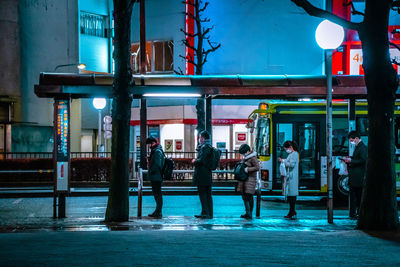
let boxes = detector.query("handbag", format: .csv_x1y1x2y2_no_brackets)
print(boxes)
234,161,249,181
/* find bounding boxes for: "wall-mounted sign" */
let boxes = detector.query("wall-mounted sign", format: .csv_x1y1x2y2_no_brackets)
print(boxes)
175,139,183,152
350,48,400,75
235,132,247,145
165,139,173,152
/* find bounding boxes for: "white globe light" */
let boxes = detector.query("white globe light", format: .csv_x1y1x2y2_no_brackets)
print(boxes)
92,98,106,110
315,20,344,50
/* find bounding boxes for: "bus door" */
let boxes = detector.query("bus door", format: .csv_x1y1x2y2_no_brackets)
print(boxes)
273,118,321,191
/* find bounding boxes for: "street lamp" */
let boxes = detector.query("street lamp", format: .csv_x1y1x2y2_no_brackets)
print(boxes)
315,20,344,224
92,98,107,153
54,63,86,72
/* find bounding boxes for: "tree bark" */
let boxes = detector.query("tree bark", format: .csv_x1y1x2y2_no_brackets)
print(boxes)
357,1,399,230
105,0,133,222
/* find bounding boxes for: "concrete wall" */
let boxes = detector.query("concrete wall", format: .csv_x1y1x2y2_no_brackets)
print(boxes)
19,0,79,126
0,0,20,100
131,0,325,75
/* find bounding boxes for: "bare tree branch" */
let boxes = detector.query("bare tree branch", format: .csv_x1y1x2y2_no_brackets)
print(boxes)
291,0,362,31
199,2,209,13
200,17,211,23
344,1,364,17
180,28,199,38
182,39,197,51
174,66,185,75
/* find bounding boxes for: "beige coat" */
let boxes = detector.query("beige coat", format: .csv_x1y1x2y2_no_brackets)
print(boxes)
237,152,260,194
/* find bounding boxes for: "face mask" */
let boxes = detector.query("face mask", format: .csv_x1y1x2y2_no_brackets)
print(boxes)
350,141,356,145
286,149,292,154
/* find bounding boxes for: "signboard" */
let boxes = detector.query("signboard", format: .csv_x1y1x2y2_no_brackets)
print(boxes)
165,139,173,152
175,139,183,152
350,48,400,75
235,132,247,145
56,101,69,162
55,100,70,192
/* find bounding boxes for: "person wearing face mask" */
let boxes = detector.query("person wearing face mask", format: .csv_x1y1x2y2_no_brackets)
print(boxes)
237,144,260,219
344,131,367,219
146,136,165,218
279,140,300,219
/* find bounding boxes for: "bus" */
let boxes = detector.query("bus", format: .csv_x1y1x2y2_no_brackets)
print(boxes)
247,100,400,200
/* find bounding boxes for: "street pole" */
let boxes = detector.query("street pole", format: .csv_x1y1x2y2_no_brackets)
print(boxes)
98,109,102,153
326,49,334,224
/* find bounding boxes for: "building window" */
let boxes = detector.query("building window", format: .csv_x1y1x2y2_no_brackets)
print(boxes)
131,40,174,73
80,12,108,38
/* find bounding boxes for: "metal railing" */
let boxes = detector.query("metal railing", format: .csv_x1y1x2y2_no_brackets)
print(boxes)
0,150,242,160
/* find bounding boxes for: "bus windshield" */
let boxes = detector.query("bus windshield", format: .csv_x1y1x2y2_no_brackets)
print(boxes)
255,117,271,156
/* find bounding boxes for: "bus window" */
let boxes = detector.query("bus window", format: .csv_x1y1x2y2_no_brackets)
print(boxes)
357,117,369,136
255,118,271,156
332,118,349,155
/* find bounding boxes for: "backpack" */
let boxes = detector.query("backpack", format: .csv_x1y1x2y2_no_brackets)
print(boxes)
158,149,175,180
209,146,221,170
234,161,249,181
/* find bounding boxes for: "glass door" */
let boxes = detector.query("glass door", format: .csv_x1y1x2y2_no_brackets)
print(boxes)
274,121,320,190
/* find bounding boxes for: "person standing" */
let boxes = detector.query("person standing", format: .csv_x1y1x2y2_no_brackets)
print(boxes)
344,131,367,219
237,144,260,219
192,130,213,219
146,136,165,218
279,140,299,219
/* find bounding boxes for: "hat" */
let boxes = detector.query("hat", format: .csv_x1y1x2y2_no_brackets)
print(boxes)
146,136,157,144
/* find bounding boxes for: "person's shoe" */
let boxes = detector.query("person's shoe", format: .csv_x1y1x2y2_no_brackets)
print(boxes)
148,212,162,219
240,214,247,218
284,211,297,220
194,214,205,218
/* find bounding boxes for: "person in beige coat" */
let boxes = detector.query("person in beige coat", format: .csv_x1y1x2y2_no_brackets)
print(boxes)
237,144,260,219
279,140,299,220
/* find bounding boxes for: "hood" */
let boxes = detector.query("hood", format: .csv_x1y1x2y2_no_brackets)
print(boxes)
244,152,257,160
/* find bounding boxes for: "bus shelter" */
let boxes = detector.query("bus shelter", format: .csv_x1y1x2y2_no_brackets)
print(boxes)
34,73,390,218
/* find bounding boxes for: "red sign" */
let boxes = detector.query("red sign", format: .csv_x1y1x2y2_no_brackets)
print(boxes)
237,133,246,142
175,140,183,151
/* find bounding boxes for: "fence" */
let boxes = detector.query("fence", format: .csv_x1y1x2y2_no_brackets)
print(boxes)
0,151,241,160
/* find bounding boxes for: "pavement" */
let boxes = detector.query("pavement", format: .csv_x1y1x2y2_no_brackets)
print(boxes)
0,195,399,266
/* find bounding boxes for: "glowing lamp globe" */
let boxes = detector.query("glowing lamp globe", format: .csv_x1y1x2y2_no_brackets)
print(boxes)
315,20,344,50
92,98,106,110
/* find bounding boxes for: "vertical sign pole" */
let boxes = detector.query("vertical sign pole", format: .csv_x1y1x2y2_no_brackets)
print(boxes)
326,50,334,224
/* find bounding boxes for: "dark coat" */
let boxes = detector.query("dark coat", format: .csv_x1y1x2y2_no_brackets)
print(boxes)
348,141,367,187
193,142,213,186
237,152,260,194
147,145,165,182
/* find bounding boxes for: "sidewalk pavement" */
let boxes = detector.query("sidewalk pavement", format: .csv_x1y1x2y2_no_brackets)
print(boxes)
0,196,399,266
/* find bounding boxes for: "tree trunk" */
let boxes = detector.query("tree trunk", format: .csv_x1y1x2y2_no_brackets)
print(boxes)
357,1,399,230
196,98,205,134
105,0,133,222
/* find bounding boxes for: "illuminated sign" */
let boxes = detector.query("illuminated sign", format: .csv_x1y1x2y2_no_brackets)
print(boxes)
56,100,69,162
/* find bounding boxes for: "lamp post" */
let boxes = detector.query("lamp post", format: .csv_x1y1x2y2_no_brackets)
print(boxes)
315,20,344,224
92,98,107,153
54,63,86,72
